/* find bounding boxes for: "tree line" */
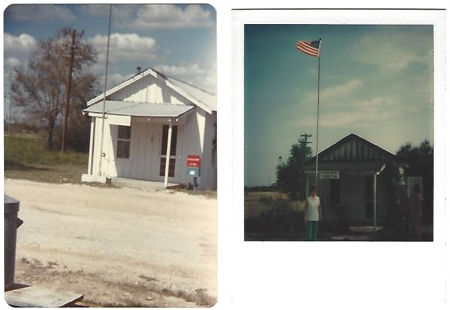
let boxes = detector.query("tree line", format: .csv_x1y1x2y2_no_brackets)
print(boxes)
275,133,433,208
9,28,100,152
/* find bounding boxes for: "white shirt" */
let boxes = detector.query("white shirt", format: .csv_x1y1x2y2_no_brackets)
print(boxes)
306,195,320,221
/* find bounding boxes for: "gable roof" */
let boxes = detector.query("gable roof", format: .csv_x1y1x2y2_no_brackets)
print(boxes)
307,134,397,163
153,69,216,112
86,68,216,114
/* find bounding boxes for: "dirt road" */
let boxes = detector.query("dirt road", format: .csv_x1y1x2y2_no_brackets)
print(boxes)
4,179,216,307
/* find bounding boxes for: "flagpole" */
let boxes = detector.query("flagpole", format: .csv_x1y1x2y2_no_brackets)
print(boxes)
315,38,322,186
98,4,112,176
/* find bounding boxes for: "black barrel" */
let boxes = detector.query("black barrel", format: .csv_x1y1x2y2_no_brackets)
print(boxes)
4,195,23,288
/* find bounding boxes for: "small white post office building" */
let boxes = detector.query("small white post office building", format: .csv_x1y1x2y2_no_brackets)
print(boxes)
81,68,217,189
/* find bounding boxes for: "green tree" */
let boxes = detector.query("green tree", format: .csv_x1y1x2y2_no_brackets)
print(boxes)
396,140,434,223
10,28,98,150
276,134,312,200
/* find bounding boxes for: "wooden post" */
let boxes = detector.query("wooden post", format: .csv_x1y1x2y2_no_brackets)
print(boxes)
373,173,377,232
164,122,173,188
9,91,12,136
87,119,95,174
61,29,76,153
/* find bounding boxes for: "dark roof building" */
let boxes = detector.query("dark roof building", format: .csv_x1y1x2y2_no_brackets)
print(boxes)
303,134,399,227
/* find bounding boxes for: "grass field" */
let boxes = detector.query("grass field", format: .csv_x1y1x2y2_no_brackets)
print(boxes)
4,134,88,183
244,191,307,241
244,191,305,220
244,191,287,219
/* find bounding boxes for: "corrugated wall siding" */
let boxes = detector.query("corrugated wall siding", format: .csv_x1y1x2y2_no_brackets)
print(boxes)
110,75,189,105
322,139,387,161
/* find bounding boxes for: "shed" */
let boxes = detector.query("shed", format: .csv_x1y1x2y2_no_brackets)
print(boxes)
303,134,398,226
81,68,217,189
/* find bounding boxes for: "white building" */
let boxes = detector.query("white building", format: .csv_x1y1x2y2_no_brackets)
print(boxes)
81,68,217,189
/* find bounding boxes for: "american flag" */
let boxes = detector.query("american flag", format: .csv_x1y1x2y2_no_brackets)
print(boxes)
296,39,321,58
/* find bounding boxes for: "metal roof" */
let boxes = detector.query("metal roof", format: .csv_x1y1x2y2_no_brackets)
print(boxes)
307,134,396,163
86,68,216,113
303,134,397,173
163,74,216,112
84,100,194,118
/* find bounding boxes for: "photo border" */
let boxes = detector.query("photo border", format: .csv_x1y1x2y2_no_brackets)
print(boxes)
230,8,447,309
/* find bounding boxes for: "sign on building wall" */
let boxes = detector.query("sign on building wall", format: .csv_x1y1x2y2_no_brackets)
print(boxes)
319,170,340,179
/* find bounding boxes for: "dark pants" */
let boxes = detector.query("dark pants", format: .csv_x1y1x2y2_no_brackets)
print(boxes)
306,221,319,241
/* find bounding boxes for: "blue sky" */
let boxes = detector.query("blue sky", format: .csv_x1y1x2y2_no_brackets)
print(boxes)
3,4,216,117
244,24,434,186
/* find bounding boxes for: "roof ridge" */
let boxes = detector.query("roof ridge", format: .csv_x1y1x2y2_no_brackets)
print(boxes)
307,133,396,163
152,68,216,96
87,67,215,113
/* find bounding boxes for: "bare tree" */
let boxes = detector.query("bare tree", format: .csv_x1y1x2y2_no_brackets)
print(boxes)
10,28,98,150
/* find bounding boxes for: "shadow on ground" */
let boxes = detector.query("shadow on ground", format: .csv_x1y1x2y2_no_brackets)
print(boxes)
4,160,52,172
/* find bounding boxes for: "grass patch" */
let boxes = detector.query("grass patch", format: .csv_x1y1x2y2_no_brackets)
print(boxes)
4,135,88,183
245,193,306,241
244,191,289,219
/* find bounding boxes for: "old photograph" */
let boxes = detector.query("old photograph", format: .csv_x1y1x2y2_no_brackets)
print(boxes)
4,3,216,307
244,24,434,241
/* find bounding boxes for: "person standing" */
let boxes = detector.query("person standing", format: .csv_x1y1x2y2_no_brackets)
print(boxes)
305,185,322,241
409,184,423,240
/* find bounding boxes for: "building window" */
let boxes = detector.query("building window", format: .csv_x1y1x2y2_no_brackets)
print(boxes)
117,125,131,158
159,125,178,177
159,158,176,177
161,125,178,156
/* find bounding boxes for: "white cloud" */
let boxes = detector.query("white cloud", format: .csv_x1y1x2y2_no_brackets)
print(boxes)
352,29,432,71
80,4,138,20
80,4,214,29
4,33,37,70
297,95,402,129
321,79,363,102
79,4,110,16
6,57,20,68
302,79,363,108
155,63,216,93
5,4,75,23
88,33,158,68
116,4,214,29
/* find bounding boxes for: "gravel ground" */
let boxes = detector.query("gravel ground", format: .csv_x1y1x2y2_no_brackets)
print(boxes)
4,179,216,307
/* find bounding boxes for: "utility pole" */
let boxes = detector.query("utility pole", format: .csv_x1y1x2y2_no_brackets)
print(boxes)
300,133,312,197
9,92,12,136
300,133,312,148
61,29,77,153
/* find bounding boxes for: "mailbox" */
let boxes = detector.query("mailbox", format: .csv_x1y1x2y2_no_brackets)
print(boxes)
186,155,200,167
186,155,201,177
185,167,200,177
186,155,200,191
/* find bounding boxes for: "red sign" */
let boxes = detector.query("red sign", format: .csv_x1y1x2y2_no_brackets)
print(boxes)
187,155,201,167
